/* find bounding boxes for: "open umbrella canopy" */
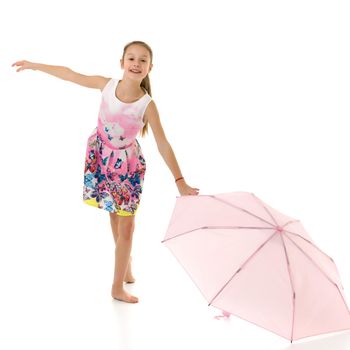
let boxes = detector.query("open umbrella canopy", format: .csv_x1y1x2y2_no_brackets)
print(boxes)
162,192,350,342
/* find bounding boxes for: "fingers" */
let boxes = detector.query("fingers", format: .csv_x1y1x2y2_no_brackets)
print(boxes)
12,60,22,67
178,184,200,196
181,190,199,196
11,60,25,72
190,188,200,195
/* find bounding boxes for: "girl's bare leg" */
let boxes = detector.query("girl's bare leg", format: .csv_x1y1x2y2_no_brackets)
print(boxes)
109,213,135,283
109,213,138,303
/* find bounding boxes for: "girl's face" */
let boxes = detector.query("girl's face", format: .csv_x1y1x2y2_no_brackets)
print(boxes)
120,45,152,82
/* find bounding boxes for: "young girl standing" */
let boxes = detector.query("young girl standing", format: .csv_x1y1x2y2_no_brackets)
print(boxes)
12,40,199,303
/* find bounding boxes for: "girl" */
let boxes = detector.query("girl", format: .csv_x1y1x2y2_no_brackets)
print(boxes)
12,40,200,304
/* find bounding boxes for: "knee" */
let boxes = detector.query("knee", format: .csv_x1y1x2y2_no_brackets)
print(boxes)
118,227,133,241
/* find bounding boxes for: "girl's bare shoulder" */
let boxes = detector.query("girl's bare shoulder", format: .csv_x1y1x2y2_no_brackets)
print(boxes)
94,76,112,91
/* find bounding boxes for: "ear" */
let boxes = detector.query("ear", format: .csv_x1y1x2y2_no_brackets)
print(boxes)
148,63,153,73
120,58,124,69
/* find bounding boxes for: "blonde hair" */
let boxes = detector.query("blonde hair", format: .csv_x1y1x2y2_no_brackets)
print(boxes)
122,41,153,138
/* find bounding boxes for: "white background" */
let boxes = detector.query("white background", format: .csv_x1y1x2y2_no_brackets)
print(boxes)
1,0,350,349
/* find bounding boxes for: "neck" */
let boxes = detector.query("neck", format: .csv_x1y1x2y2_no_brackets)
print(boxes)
120,77,142,90
117,77,144,99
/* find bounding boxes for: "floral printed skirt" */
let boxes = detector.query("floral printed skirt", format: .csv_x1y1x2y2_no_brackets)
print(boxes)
83,127,146,216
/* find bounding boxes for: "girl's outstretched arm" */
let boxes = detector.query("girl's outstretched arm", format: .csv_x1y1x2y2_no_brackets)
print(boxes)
144,100,200,196
11,60,109,90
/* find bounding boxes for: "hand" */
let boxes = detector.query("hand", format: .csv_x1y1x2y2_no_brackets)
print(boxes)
176,179,200,196
11,60,37,72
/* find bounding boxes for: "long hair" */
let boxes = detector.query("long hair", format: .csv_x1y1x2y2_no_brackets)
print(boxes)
122,41,153,138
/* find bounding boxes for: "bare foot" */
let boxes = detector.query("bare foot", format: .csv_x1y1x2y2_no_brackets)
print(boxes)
124,257,135,283
112,287,138,303
124,275,136,284
124,266,135,283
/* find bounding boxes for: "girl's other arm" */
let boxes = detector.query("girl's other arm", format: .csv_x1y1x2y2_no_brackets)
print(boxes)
144,100,199,196
12,60,109,90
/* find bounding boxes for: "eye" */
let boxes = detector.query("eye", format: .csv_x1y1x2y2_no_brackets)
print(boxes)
141,59,147,62
129,58,134,61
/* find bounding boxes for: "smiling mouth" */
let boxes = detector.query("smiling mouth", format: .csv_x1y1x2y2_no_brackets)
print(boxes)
130,69,141,73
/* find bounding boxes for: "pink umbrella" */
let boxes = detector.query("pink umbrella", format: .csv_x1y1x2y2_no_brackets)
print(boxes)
162,192,350,342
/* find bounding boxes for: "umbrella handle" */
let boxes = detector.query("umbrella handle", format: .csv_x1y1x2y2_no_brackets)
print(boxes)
214,310,231,320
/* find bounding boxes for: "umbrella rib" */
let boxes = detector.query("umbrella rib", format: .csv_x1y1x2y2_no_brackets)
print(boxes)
284,234,341,288
209,195,275,227
284,234,350,315
286,234,350,313
284,230,335,263
280,234,296,343
208,231,277,306
161,226,274,243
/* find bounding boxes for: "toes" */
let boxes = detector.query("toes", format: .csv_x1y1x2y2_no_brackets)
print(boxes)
114,295,138,303
112,291,139,303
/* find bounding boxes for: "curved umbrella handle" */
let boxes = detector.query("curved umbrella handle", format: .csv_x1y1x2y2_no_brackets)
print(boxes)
214,310,231,320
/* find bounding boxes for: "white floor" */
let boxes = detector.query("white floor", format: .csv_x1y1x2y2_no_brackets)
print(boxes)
2,0,350,348
1,197,350,350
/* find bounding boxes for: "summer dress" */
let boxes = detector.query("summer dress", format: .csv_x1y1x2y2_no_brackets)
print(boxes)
83,78,152,216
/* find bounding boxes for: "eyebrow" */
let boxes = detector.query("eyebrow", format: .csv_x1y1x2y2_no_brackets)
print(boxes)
126,53,149,58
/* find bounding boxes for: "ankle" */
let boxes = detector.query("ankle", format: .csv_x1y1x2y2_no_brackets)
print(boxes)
112,283,124,291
